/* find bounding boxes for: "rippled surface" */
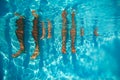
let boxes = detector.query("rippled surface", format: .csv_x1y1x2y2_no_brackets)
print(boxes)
0,0,120,80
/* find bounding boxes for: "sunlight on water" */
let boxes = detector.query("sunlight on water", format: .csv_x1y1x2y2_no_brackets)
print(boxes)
0,0,120,80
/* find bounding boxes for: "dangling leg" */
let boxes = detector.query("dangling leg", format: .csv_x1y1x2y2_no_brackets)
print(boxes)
70,28,76,53
31,30,39,59
12,30,25,58
71,11,76,53
12,43,25,58
62,29,67,53
40,27,46,39
47,20,52,38
61,10,67,54
40,22,46,39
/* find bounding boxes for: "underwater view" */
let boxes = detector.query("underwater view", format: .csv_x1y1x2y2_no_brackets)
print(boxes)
0,0,120,80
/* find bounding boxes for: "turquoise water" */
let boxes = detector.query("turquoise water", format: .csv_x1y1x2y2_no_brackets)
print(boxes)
0,0,120,80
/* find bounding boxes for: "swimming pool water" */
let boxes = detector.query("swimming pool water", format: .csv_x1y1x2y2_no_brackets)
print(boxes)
0,0,120,80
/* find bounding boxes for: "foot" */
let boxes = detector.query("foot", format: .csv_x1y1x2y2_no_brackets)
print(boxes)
72,47,76,53
31,49,39,59
62,46,66,54
95,33,99,36
40,35,45,39
12,49,24,58
47,34,51,38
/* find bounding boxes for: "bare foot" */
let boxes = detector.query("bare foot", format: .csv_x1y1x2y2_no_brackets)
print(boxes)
12,49,24,58
47,33,51,38
62,46,66,54
72,47,76,53
40,35,45,39
31,48,39,59
32,10,38,18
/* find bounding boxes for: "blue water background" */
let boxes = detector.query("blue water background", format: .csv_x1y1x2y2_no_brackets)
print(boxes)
0,0,120,80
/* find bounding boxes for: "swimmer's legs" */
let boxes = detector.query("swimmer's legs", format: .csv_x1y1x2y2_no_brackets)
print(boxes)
70,28,76,53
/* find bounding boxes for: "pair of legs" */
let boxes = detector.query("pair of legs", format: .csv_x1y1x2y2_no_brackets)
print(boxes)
62,28,76,54
40,21,52,39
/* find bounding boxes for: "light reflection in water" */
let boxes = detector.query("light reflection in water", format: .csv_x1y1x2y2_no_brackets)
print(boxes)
0,0,120,80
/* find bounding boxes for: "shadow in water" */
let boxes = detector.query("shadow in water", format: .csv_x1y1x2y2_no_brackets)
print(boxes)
23,9,31,68
62,53,69,65
71,54,84,77
101,35,120,78
0,49,3,80
0,0,9,16
93,36,98,47
4,14,18,79
5,15,13,60
112,38,120,77
9,0,17,12
81,36,84,45
39,20,44,70
50,20,57,57
71,54,94,78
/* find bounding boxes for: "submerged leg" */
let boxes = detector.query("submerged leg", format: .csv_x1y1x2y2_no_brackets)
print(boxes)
62,29,67,53
40,22,46,39
12,30,25,58
70,11,76,53
40,27,46,39
47,20,52,38
61,10,67,54
70,28,76,53
31,30,39,59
